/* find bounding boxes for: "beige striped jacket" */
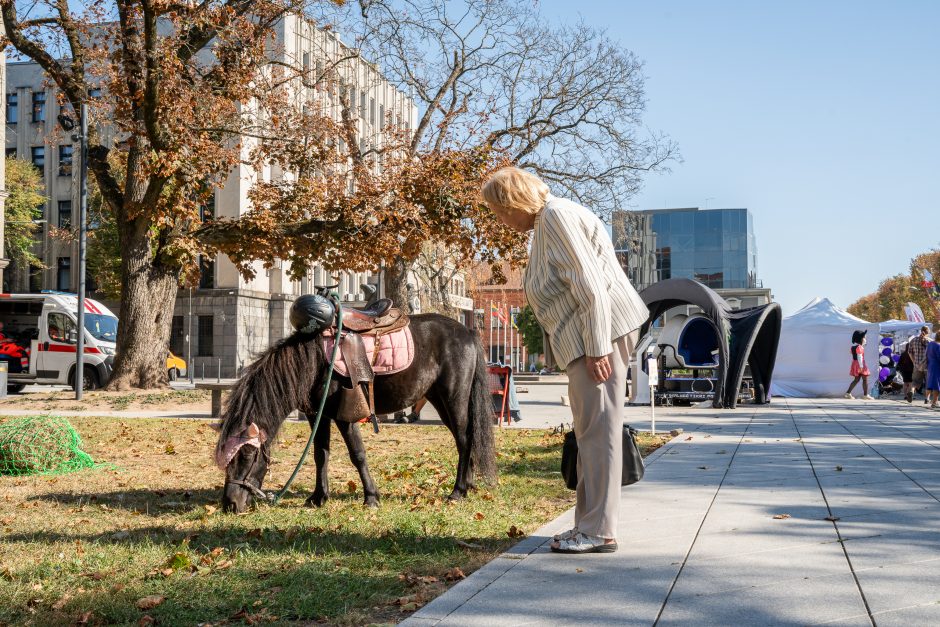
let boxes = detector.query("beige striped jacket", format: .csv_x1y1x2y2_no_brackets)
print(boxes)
524,195,649,369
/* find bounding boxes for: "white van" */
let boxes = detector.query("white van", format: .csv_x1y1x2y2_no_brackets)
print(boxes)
0,292,117,393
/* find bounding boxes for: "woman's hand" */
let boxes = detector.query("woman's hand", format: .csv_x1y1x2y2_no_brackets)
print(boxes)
586,355,612,383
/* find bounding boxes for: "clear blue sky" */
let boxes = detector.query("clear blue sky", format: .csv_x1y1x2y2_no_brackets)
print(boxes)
538,0,940,315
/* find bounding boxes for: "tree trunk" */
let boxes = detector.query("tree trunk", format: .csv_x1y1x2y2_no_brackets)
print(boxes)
383,257,411,310
106,217,179,390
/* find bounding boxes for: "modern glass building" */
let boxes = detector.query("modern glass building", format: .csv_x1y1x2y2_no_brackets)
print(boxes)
612,207,759,291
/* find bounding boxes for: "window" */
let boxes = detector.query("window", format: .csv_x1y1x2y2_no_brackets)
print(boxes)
58,145,73,176
6,93,17,124
379,104,384,126
370,97,375,125
198,256,215,289
58,200,72,229
348,86,357,115
48,311,76,343
197,315,214,357
170,316,185,356
56,257,71,291
31,146,45,170
29,264,43,293
5,147,16,159
199,193,215,221
359,92,367,120
32,91,46,123
302,52,310,71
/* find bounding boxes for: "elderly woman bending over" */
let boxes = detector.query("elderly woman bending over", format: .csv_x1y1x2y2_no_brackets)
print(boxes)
482,167,649,554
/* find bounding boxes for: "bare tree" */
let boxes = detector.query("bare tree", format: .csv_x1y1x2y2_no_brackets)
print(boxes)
332,0,677,302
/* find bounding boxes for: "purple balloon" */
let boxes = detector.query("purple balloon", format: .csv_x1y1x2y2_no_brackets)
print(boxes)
892,354,900,363
881,347,892,357
879,367,890,382
881,337,893,346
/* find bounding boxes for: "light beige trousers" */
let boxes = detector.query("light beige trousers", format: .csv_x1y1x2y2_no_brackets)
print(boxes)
567,331,636,539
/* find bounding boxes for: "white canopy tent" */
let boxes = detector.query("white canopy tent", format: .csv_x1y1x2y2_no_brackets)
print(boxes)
771,298,881,398
879,319,930,343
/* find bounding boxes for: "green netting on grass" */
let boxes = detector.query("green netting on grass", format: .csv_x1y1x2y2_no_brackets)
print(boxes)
0,415,96,476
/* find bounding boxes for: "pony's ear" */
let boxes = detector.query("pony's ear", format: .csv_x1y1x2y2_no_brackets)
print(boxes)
246,423,261,438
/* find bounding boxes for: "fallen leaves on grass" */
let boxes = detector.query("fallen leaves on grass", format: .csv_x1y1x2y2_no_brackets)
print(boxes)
136,595,165,610
473,512,485,521
455,539,483,550
444,567,466,581
347,480,357,493
506,525,525,538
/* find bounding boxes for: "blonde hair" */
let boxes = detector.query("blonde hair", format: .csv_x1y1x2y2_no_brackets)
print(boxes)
481,167,549,215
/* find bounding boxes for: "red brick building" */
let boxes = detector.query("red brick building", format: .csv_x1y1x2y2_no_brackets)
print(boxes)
468,263,541,369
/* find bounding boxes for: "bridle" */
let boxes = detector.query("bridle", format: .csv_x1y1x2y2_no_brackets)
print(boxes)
226,444,275,502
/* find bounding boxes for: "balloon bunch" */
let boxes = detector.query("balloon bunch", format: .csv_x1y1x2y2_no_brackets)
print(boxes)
877,335,901,383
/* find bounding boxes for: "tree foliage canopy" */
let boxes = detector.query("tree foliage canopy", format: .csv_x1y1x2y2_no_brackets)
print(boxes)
3,158,46,275
847,250,940,323
0,0,674,387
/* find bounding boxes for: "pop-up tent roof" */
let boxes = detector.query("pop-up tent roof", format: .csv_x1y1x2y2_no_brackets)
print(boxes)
879,319,931,334
639,278,782,409
770,298,881,398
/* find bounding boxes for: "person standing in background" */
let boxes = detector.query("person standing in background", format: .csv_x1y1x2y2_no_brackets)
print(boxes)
925,331,940,409
845,330,873,400
897,343,915,403
908,326,930,403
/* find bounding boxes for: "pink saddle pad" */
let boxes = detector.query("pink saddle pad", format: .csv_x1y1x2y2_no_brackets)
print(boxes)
322,327,415,378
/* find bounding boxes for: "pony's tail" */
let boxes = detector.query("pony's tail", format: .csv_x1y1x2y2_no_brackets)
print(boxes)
468,331,497,482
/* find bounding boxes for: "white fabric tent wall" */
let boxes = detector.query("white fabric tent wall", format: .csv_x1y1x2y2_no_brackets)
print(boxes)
771,298,881,398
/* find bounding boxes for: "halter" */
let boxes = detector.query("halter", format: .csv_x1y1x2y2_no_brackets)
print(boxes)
226,444,274,502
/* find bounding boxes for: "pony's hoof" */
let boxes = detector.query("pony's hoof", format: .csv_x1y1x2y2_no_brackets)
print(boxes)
305,493,329,508
447,490,466,501
364,496,380,508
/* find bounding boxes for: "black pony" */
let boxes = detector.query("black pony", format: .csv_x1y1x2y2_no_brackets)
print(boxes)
215,314,496,513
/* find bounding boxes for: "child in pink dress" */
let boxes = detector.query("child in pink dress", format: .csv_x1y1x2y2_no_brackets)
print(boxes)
845,330,873,400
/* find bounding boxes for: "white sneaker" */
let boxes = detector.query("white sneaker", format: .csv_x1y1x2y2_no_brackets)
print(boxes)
844,393,854,399
552,527,579,542
862,395,874,400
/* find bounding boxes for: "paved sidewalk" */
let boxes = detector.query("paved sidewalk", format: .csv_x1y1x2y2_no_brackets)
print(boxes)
404,398,940,626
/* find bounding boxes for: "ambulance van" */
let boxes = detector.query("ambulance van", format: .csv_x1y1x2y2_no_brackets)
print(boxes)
0,292,117,393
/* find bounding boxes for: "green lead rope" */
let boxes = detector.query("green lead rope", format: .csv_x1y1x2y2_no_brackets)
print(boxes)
271,300,344,504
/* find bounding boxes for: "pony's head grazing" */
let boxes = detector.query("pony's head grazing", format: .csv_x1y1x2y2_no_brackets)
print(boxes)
215,333,324,513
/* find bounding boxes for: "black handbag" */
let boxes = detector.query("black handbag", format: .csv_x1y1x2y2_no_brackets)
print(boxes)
561,424,645,490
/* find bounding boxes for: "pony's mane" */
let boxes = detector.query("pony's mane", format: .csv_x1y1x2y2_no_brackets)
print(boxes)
215,332,324,456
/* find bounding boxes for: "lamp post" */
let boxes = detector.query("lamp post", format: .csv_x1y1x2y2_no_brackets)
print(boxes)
60,103,88,400
188,287,193,383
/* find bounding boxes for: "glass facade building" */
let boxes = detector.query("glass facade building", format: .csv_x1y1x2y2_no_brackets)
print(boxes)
612,207,759,291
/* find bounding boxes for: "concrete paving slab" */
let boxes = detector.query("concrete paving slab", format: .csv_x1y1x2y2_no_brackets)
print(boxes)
403,398,940,626
658,573,870,626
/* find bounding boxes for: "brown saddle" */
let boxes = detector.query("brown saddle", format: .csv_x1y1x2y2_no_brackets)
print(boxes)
339,298,409,334
334,299,411,424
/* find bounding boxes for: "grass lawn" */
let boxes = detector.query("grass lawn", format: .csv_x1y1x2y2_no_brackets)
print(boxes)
0,416,667,626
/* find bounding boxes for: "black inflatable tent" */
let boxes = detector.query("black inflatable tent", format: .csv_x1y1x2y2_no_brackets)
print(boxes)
638,278,782,409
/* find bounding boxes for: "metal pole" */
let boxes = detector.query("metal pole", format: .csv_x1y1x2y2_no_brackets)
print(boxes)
488,300,493,363
75,102,88,400
187,288,193,383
